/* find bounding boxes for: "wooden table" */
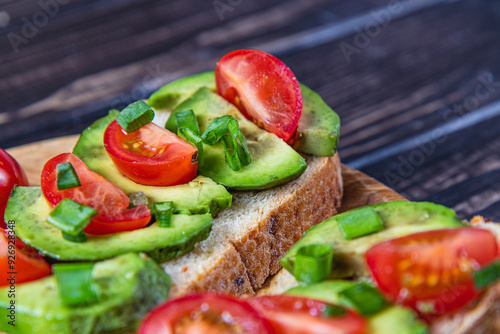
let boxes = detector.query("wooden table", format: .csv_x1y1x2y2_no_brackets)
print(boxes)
1,0,500,220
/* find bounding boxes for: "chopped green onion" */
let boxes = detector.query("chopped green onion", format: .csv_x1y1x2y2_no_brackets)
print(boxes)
201,115,233,145
228,118,251,166
475,260,500,289
294,243,334,284
116,101,155,133
336,206,384,240
323,305,346,317
177,127,204,168
62,231,87,243
339,282,390,316
153,201,174,227
221,134,242,171
47,198,97,239
175,109,199,135
53,262,98,307
128,191,148,208
56,162,81,191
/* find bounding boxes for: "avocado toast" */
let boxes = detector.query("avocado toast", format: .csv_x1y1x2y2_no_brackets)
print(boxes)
2,50,344,333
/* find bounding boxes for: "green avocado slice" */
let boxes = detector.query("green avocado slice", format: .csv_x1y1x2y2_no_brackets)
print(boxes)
286,281,428,334
281,201,466,278
5,187,213,262
73,109,232,216
0,253,171,334
148,71,341,156
172,87,307,190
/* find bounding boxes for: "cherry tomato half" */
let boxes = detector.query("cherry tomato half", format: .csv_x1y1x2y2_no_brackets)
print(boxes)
103,120,198,187
0,149,28,228
215,49,302,142
0,230,51,286
138,293,276,334
248,295,367,334
41,153,151,235
366,228,500,317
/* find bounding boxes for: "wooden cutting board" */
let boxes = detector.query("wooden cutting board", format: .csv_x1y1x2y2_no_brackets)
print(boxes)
6,135,405,211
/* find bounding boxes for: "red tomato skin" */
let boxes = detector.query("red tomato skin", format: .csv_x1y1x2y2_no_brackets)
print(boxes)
366,228,500,317
0,231,51,286
0,149,28,228
215,49,302,142
103,120,198,187
138,293,276,334
248,295,367,334
41,153,151,235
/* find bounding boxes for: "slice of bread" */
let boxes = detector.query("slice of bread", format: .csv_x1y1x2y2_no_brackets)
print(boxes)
163,153,343,297
259,216,500,334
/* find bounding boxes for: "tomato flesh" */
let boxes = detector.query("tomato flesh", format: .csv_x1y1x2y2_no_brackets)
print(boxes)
0,149,28,228
41,153,151,235
104,120,198,187
366,228,500,317
248,295,367,334
138,293,275,334
215,49,302,142
0,230,51,286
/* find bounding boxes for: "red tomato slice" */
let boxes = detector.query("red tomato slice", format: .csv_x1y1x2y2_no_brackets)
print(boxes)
215,49,302,142
41,153,151,235
0,149,28,228
248,295,367,334
366,228,500,317
138,293,276,334
0,230,51,286
103,120,198,187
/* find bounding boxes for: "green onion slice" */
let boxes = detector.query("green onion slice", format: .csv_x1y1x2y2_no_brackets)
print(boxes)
53,262,98,307
177,127,204,169
339,282,390,316
221,134,242,171
475,260,500,289
56,162,81,191
228,118,251,166
62,231,87,243
128,191,148,208
175,109,199,135
153,201,175,227
201,115,233,145
116,101,155,133
323,305,346,317
294,243,334,284
336,206,384,240
47,198,97,237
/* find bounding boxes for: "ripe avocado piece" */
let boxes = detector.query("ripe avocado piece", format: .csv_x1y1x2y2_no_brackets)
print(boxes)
293,84,340,156
281,201,466,278
149,71,216,110
148,71,341,156
5,186,213,262
0,253,171,334
73,109,232,216
286,280,428,334
172,87,307,190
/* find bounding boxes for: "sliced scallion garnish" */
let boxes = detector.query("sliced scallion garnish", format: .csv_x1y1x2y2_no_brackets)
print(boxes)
116,101,155,133
228,118,251,166
47,198,97,242
62,231,87,243
475,260,500,289
153,201,175,227
201,115,233,145
53,262,98,307
175,109,199,135
56,162,81,191
177,127,204,168
336,206,384,240
338,282,389,316
294,243,334,284
322,305,346,317
221,134,242,171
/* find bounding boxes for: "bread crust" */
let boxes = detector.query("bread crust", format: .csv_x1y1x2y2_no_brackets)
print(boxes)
163,154,343,297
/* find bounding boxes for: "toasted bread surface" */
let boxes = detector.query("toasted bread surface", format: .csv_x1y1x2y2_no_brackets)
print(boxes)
163,154,343,297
